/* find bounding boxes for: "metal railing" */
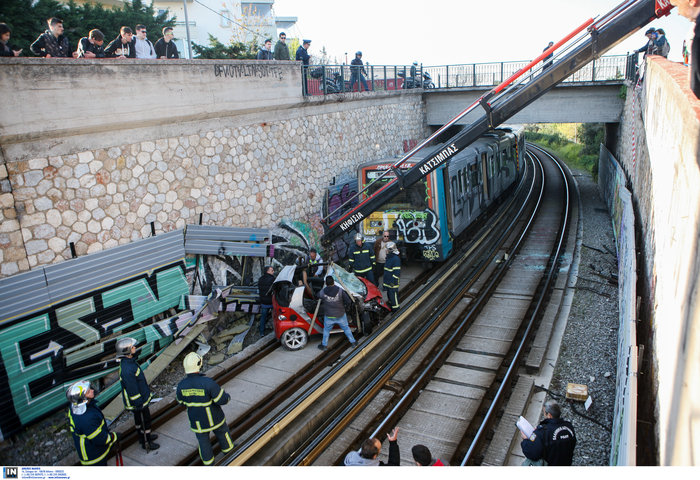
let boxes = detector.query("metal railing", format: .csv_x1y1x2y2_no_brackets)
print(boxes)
302,54,636,96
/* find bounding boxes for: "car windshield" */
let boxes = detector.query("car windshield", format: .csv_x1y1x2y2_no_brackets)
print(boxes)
331,263,367,297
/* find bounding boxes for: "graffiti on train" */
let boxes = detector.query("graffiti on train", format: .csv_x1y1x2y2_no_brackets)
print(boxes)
0,262,189,440
450,168,483,221
394,209,440,245
421,245,441,261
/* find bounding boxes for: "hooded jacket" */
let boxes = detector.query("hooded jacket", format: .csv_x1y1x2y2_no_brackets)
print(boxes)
104,34,136,58
155,37,179,58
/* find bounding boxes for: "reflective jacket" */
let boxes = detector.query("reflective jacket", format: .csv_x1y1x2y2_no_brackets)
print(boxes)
68,400,117,465
119,356,152,410
176,373,230,433
520,417,577,466
383,253,401,289
349,242,375,274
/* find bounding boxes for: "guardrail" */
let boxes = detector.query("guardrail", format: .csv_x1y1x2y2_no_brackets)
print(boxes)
302,54,636,96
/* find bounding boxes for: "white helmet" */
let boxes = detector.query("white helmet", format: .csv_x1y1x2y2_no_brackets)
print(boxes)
66,380,91,415
115,337,137,358
386,241,399,254
355,233,363,242
183,352,203,374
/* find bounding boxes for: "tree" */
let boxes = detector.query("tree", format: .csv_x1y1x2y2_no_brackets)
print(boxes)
192,34,257,60
0,0,175,53
577,123,605,156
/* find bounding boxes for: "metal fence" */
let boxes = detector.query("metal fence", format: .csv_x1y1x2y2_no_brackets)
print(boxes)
302,54,636,96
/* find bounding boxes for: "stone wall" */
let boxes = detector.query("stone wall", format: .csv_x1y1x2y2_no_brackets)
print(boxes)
0,59,428,277
616,57,700,465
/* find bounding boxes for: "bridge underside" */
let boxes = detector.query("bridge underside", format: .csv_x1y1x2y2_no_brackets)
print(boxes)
425,83,625,125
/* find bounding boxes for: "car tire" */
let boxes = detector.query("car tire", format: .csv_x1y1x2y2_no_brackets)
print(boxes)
280,327,308,351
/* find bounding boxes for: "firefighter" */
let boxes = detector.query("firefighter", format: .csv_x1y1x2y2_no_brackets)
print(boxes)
383,241,401,311
348,233,376,284
66,380,118,466
116,337,159,451
176,352,235,465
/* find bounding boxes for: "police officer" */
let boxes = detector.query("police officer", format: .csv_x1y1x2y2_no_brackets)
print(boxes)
520,399,577,466
66,380,118,466
349,233,376,284
176,352,235,465
383,241,401,311
116,337,159,451
296,39,311,94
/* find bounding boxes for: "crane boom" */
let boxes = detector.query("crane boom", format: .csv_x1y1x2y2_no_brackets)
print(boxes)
321,0,672,247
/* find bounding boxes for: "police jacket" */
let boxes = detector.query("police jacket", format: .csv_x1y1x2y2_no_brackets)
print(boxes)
317,285,351,318
176,373,230,433
349,242,375,274
258,272,275,305
68,400,117,465
520,417,576,466
119,356,152,410
383,252,401,289
296,46,310,65
154,38,179,59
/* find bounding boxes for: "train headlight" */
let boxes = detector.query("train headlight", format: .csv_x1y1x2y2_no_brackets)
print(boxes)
369,221,383,228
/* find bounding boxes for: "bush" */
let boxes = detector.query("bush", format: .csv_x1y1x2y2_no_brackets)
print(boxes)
525,124,603,178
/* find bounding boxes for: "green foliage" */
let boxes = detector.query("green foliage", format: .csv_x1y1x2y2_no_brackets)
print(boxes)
525,123,603,178
191,33,258,59
0,0,175,54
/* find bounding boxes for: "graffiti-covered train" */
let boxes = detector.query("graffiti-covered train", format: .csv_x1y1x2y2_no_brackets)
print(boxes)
358,126,525,261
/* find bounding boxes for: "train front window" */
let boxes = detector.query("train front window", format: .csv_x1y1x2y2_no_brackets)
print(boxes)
363,169,429,210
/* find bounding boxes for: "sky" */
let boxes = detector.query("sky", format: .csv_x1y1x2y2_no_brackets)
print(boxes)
273,0,693,66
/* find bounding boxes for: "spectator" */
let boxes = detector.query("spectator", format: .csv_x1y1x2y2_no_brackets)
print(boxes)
344,427,400,466
373,231,390,288
410,61,418,83
115,337,159,451
636,27,659,57
383,241,401,311
30,17,72,58
133,24,156,59
542,41,554,70
316,275,356,351
257,38,273,60
670,0,700,98
296,39,311,94
257,265,275,336
412,444,445,466
348,233,375,284
76,29,105,59
350,51,370,92
0,23,22,57
520,399,577,466
176,352,235,465
155,27,179,59
66,380,118,466
273,31,290,60
105,26,135,58
655,28,671,58
309,248,324,278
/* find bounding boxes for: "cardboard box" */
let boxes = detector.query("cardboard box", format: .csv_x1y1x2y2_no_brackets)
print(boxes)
566,383,588,401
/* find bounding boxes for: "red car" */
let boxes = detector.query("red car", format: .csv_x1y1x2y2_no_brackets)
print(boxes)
272,263,390,350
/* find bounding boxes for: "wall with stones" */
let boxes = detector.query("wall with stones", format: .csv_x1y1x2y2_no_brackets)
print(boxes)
0,59,428,277
615,57,700,465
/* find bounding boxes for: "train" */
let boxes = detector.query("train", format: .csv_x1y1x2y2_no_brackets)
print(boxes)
358,126,525,261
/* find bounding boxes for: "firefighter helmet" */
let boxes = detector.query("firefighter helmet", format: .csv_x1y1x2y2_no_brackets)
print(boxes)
115,337,137,358
355,233,363,242
66,380,92,414
183,352,203,374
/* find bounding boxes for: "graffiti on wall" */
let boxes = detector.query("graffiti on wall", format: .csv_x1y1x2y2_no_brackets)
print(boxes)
0,262,189,440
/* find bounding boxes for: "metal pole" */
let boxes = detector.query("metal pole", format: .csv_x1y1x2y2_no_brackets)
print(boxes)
182,0,193,59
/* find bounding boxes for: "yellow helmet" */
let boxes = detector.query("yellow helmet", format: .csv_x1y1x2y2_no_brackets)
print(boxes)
183,352,203,374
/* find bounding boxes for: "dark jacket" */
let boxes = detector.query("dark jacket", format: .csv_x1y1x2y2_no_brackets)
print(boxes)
154,38,179,59
520,417,577,466
693,21,700,98
104,35,135,58
296,45,310,65
383,252,401,289
655,35,670,58
637,37,658,57
318,285,351,318
343,440,400,466
257,47,273,60
119,356,152,410
349,242,375,274
258,272,275,305
68,400,117,465
77,37,105,58
30,30,71,57
0,41,20,57
273,40,290,60
176,373,230,433
351,57,366,76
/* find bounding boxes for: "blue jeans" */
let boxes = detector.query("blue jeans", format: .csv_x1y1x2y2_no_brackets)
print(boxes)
259,304,272,336
350,73,369,92
321,313,355,346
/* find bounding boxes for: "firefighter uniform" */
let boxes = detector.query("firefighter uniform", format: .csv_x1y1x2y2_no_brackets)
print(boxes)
176,372,234,465
383,246,401,311
68,400,118,466
349,241,376,284
119,355,157,448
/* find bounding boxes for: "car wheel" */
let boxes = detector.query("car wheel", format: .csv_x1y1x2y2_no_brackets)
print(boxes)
281,327,308,351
